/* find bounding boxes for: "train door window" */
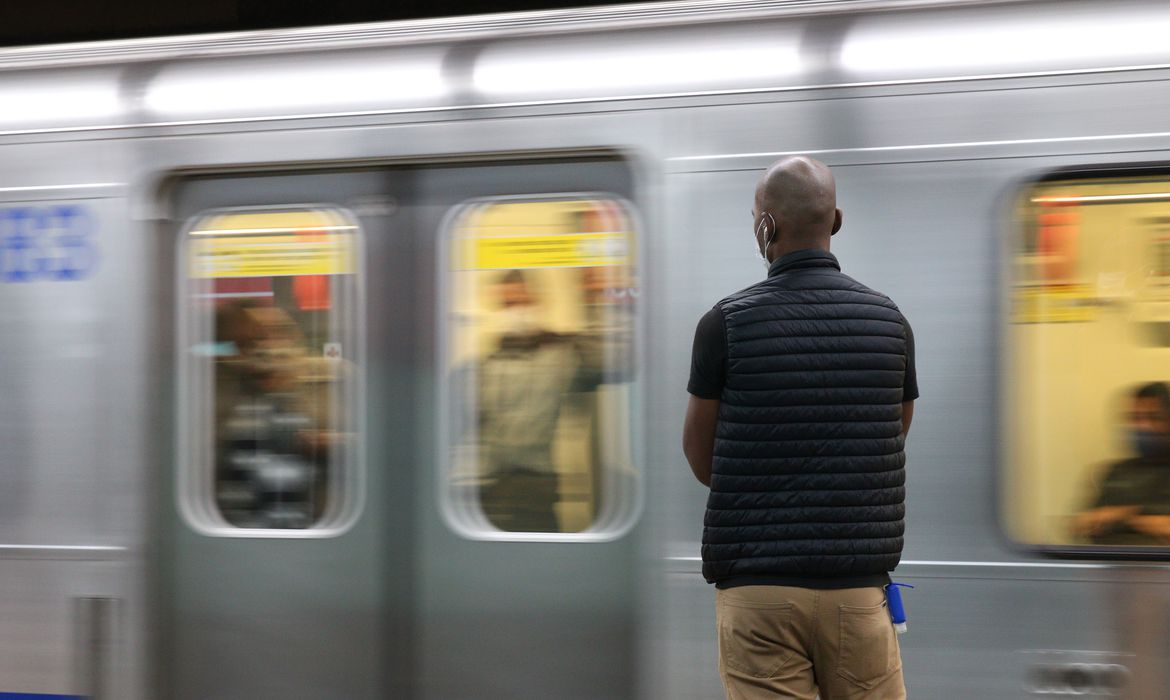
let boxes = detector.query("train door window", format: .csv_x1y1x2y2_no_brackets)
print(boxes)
1006,171,1170,554
442,196,641,540
178,207,363,535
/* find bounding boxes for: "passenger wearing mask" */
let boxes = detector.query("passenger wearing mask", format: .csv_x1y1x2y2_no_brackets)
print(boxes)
683,157,916,700
1076,382,1170,545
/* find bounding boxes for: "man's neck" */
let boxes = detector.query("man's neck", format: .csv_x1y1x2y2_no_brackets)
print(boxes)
769,239,830,261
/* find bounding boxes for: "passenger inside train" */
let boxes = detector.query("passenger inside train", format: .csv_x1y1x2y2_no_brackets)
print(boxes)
476,269,581,532
1008,175,1170,551
1075,383,1170,546
448,198,636,534
213,301,329,529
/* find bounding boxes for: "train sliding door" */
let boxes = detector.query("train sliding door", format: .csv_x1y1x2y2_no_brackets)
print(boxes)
158,157,641,699
412,160,641,700
161,169,406,699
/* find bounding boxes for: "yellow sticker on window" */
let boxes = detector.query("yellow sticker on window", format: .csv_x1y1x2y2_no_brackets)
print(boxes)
188,210,357,279
190,233,356,278
462,232,630,270
1011,284,1098,323
453,199,633,270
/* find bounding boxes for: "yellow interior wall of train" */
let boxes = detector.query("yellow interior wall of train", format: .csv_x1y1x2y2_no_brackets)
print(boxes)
1007,176,1170,545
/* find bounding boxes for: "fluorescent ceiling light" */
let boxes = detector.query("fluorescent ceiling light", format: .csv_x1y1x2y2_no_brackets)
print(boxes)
1032,193,1170,204
146,51,445,119
474,31,802,100
0,75,120,128
841,8,1170,77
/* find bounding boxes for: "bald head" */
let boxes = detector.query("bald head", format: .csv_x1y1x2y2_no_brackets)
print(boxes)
753,156,842,260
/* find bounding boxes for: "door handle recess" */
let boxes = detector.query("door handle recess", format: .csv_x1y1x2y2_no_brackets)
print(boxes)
74,596,119,700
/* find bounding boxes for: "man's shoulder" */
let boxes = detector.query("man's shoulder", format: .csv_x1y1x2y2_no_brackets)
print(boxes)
715,279,773,309
834,274,917,329
834,271,901,305
716,271,904,315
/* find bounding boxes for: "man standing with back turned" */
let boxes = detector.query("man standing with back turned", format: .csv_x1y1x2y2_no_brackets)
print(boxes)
683,157,917,699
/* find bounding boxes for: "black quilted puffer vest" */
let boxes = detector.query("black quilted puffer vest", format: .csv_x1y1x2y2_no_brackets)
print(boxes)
702,249,907,585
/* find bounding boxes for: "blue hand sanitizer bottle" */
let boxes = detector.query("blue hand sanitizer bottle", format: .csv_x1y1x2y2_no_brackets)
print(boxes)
885,582,914,634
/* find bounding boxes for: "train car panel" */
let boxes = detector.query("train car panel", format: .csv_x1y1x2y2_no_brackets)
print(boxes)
0,169,146,698
667,76,1170,169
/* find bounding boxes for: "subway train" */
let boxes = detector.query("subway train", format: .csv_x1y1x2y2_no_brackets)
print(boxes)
5,0,1170,697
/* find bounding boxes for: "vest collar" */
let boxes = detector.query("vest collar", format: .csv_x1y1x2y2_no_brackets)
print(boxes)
767,248,840,277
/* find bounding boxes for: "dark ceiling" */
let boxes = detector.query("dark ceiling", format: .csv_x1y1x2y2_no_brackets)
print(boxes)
0,0,625,48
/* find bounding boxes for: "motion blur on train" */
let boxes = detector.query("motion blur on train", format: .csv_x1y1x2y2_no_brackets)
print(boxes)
4,0,1170,697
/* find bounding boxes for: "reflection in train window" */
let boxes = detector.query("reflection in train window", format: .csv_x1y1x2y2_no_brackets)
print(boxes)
1006,173,1170,552
179,207,362,534
444,196,640,539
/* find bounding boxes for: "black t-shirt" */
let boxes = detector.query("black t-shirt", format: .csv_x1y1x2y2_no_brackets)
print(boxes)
1088,457,1170,545
1092,458,1170,512
687,305,920,401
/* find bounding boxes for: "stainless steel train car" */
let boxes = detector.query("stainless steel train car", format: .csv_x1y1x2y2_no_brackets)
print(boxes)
4,0,1170,697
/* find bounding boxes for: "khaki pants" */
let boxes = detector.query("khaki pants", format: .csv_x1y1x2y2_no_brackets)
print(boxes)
717,586,905,700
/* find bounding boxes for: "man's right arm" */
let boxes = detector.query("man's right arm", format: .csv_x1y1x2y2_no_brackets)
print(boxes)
1075,506,1140,537
683,397,720,487
684,306,727,487
1072,463,1139,538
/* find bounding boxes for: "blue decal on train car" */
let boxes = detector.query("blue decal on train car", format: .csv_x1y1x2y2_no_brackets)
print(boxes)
0,204,98,282
0,694,86,699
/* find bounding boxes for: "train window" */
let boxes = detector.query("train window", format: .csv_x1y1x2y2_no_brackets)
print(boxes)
178,207,362,535
442,196,641,540
1006,171,1170,554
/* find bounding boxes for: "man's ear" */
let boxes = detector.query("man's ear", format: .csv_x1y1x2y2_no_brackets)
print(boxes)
831,209,843,236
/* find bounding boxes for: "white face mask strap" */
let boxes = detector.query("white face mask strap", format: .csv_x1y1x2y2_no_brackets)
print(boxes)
757,212,777,263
